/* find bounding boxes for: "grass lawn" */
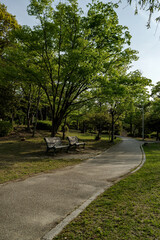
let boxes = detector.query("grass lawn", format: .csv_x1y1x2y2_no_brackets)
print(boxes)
0,129,120,184
54,143,160,240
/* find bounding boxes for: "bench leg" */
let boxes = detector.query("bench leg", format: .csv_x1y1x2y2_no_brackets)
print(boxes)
53,148,56,155
66,146,70,153
46,147,49,153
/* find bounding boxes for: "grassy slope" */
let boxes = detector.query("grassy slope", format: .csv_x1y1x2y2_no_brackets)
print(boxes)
0,130,119,184
54,143,160,240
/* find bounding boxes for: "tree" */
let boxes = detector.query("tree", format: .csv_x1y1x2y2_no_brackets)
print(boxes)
0,3,21,122
152,81,160,98
87,112,111,140
0,3,19,55
0,82,19,122
4,0,139,137
99,70,151,141
126,0,160,28
146,81,160,140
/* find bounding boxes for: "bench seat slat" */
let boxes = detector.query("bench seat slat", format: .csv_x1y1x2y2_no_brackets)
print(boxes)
54,145,69,149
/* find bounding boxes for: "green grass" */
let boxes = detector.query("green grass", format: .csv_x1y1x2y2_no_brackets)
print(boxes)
0,130,119,184
0,139,82,183
54,143,160,240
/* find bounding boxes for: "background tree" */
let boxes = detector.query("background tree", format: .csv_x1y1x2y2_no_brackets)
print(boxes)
146,81,160,140
99,70,151,141
0,3,19,55
0,3,20,122
126,0,160,28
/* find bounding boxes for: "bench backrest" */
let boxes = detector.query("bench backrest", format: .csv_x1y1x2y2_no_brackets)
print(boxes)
44,137,62,146
67,136,78,145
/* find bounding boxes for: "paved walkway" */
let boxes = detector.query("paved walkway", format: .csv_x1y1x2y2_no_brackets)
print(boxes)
0,137,144,240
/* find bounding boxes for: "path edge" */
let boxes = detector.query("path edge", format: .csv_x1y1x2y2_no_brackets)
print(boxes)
131,143,146,174
42,142,146,240
41,187,110,240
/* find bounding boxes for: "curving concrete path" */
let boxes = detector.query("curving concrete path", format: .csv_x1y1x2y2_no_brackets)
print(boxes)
0,137,144,240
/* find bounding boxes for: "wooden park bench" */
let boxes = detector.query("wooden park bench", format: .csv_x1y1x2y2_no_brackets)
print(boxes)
44,137,69,154
67,136,85,149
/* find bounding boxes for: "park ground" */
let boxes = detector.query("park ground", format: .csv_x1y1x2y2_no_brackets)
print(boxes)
54,142,160,240
0,127,120,184
0,129,160,240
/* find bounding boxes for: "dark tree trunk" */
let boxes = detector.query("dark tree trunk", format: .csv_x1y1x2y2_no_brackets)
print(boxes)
130,122,133,135
62,117,67,140
32,88,41,137
51,118,57,137
26,101,31,132
96,125,101,140
76,119,79,130
26,85,32,132
51,113,63,137
81,121,86,133
108,129,111,141
156,131,159,141
111,111,114,142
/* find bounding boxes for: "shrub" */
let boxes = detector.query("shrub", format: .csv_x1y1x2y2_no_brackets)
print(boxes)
150,132,157,138
95,135,101,141
36,120,52,131
61,125,69,132
0,121,12,137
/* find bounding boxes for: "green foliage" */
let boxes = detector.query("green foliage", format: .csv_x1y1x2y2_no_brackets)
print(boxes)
61,124,69,132
2,0,139,136
152,81,160,98
143,82,160,139
127,0,160,28
0,3,19,54
145,99,160,139
86,112,111,133
36,120,52,130
0,82,17,120
0,121,12,137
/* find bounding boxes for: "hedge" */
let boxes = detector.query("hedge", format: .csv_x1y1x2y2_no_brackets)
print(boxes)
0,121,13,137
36,120,52,131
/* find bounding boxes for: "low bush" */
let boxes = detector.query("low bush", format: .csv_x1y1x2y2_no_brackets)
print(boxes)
150,132,157,138
36,120,52,131
95,135,101,141
0,121,12,137
61,125,69,132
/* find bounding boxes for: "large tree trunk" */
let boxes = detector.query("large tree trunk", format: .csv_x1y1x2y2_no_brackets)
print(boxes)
51,118,58,137
51,113,63,137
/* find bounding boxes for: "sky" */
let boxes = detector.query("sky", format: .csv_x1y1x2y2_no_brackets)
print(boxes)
1,0,160,85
